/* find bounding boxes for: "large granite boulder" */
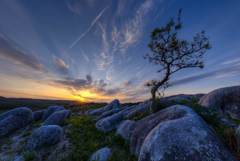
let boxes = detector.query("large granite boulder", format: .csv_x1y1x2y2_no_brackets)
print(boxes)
25,125,62,152
33,110,45,122
0,107,33,138
90,147,112,161
199,86,240,120
41,106,65,121
95,106,136,132
87,107,105,116
42,110,69,126
117,105,237,161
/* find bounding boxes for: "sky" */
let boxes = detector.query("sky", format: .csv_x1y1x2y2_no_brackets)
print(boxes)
0,0,239,103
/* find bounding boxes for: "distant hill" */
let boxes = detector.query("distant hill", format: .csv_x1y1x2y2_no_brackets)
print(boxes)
0,96,5,99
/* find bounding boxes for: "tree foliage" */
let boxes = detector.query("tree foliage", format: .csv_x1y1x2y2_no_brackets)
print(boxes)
144,9,211,112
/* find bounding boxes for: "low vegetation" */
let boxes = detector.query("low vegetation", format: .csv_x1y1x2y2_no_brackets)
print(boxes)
64,115,137,161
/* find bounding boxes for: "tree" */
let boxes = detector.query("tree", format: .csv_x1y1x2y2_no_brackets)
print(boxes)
143,9,211,112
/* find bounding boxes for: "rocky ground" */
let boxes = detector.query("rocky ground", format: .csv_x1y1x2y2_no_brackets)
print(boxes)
0,85,240,161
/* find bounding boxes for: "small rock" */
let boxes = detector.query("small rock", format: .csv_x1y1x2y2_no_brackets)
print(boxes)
71,113,75,116
33,110,45,122
90,147,112,161
219,118,239,129
0,107,33,138
43,110,69,126
41,106,65,121
77,113,82,116
25,125,62,152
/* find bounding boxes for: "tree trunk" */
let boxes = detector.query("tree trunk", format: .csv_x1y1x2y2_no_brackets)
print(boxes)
150,65,170,112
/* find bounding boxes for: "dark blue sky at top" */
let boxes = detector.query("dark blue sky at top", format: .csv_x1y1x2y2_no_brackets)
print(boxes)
0,0,239,102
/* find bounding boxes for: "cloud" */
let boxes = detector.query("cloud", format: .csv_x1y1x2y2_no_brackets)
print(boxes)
106,66,115,80
170,65,240,86
82,51,89,62
86,74,93,83
99,79,108,87
221,57,240,65
123,80,132,87
0,34,44,72
68,5,109,50
112,0,157,52
125,56,132,62
67,1,82,15
52,55,71,76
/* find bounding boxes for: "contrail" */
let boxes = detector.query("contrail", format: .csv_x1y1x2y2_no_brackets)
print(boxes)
68,5,109,50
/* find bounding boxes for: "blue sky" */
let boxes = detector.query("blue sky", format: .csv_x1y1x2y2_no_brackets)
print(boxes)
0,0,239,102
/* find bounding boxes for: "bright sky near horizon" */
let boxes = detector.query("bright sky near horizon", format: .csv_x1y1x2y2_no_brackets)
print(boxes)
0,0,239,103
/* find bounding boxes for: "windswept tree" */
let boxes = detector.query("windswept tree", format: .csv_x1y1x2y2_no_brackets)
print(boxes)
143,9,211,112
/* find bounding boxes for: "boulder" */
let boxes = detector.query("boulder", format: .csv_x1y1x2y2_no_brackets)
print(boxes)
116,120,138,140
199,86,240,120
219,118,239,129
95,106,136,132
42,110,69,126
77,112,82,116
87,99,121,116
235,126,240,151
103,99,120,111
41,106,65,121
85,109,93,115
168,95,192,103
0,107,33,138
71,113,75,116
191,93,205,100
157,98,175,107
94,106,128,121
66,110,72,118
33,110,45,122
135,105,237,161
87,107,105,116
25,125,62,152
125,104,150,120
90,147,112,161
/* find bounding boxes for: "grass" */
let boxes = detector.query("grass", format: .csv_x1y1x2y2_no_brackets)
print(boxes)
23,151,36,161
64,115,137,161
22,131,32,137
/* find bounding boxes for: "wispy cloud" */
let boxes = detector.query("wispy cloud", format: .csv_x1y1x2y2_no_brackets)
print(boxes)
52,55,71,76
0,34,44,72
112,0,158,52
125,56,132,62
82,51,89,62
93,22,114,70
67,1,82,15
106,66,115,80
221,57,240,65
68,5,109,50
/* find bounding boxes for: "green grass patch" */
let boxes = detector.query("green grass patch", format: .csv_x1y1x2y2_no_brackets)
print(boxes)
190,98,199,103
64,115,137,161
132,111,149,121
22,131,32,137
23,151,36,161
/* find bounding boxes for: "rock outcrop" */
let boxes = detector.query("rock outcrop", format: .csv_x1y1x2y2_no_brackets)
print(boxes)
33,110,45,122
199,86,240,120
41,106,65,121
90,147,112,161
87,99,120,116
117,105,237,161
95,106,136,132
168,95,192,103
94,106,128,121
25,125,62,152
43,110,69,126
0,107,33,138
